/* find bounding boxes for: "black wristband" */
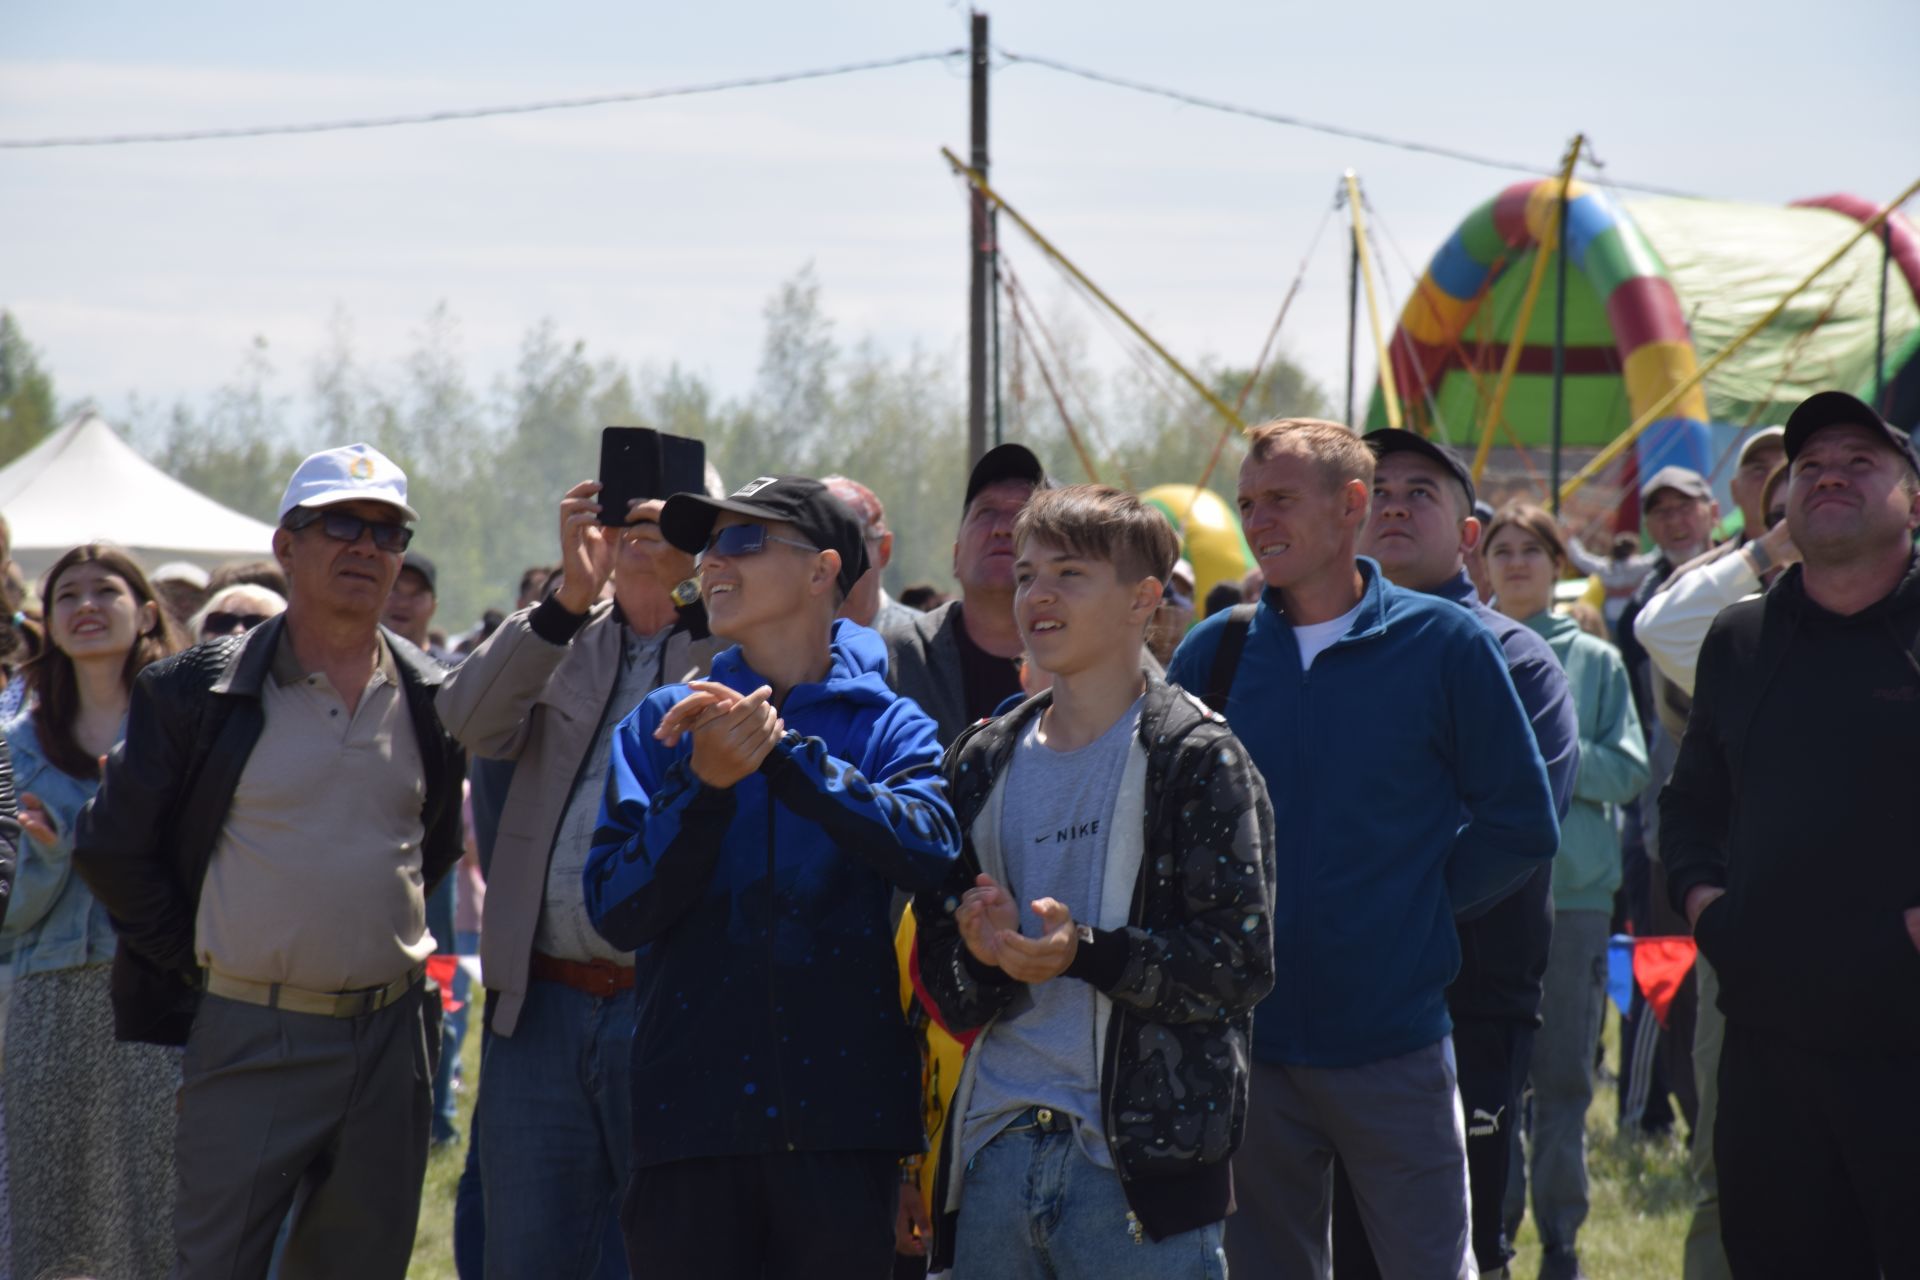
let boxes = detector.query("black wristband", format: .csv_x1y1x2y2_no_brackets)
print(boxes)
529,595,591,646
1063,924,1128,991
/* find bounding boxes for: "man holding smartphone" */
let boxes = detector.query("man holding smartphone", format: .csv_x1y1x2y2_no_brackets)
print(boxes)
436,437,723,1280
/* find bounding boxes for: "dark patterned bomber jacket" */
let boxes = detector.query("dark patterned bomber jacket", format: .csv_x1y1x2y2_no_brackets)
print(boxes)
916,675,1277,1262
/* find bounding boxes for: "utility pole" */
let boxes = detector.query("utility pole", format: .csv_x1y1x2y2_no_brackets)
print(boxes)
966,11,992,470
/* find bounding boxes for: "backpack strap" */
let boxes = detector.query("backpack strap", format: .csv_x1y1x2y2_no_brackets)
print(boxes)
1203,603,1258,716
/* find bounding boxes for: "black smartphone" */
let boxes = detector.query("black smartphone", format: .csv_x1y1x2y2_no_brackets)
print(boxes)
598,427,707,525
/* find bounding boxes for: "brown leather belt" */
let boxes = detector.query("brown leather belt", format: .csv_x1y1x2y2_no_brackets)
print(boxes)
205,964,424,1019
529,951,634,999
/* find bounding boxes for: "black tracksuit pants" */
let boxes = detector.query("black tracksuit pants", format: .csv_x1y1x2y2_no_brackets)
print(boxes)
623,1149,898,1279
1716,1021,1920,1278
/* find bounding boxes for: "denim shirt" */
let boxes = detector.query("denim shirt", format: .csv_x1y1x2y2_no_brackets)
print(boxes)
1,711,119,975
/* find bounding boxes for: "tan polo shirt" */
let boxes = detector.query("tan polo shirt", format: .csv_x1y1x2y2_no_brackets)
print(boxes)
195,631,434,991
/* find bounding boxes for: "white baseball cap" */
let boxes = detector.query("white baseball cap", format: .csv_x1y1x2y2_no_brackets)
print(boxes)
277,443,419,523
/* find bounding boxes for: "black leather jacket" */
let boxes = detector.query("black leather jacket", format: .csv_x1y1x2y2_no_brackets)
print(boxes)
72,615,466,1045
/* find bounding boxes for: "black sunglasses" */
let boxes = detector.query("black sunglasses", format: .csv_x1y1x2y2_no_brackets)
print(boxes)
287,508,414,553
202,612,272,635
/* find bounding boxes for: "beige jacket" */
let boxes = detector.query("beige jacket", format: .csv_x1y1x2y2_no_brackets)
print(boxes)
435,600,721,1035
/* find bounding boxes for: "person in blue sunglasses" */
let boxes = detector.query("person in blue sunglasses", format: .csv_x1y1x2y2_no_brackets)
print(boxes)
583,474,961,1280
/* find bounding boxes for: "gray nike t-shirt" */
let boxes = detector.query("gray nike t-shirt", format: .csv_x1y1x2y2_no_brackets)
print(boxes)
960,696,1142,1170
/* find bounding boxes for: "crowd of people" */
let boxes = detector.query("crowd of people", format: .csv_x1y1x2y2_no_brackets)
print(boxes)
0,387,1912,1279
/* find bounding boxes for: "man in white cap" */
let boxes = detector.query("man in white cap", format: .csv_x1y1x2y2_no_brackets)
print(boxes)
75,442,467,1280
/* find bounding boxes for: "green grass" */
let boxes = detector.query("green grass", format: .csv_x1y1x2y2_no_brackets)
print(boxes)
409,997,482,1280
1507,1008,1694,1279
408,995,1692,1278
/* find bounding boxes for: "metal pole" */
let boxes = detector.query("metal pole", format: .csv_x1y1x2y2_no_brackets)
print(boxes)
1876,217,1891,412
1550,145,1576,515
991,209,1004,447
1345,213,1359,428
966,11,990,470
1343,171,1404,429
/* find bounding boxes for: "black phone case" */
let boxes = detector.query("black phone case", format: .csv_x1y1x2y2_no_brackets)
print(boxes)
598,427,706,524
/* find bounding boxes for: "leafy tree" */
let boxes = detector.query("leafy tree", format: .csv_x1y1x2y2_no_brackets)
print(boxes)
0,311,59,466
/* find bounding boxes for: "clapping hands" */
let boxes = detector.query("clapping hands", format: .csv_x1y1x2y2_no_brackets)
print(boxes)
655,681,784,789
956,874,1081,985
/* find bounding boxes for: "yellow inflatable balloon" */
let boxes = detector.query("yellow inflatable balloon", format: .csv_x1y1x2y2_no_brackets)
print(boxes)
1140,484,1254,619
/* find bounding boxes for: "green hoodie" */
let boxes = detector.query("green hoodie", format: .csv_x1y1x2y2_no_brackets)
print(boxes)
1523,611,1650,913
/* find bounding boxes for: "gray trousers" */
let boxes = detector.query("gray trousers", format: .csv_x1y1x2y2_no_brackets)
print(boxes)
174,986,437,1280
1226,1038,1475,1280
1683,958,1731,1280
1502,909,1606,1253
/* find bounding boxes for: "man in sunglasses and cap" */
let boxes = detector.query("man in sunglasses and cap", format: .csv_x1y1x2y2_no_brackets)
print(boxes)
583,475,960,1279
74,443,467,1279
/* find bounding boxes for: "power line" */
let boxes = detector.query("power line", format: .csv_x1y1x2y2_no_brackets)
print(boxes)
996,49,1703,200
0,50,965,150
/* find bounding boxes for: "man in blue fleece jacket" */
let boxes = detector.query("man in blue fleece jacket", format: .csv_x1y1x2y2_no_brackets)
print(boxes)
1167,419,1559,1280
582,476,960,1280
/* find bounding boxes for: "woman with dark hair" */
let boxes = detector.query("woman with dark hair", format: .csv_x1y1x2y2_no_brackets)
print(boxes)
1483,506,1649,1277
1,543,182,1279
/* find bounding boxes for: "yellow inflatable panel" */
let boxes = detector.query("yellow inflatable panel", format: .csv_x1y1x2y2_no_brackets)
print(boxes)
1141,483,1255,618
1623,341,1709,424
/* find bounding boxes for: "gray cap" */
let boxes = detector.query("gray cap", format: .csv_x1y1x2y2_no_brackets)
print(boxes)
1735,426,1786,470
1640,465,1712,509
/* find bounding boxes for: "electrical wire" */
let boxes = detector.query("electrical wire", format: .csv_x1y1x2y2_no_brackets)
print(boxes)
0,50,965,149
995,50,1704,199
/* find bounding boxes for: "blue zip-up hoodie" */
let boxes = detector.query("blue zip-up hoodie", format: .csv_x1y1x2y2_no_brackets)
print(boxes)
1166,559,1559,1068
584,619,960,1167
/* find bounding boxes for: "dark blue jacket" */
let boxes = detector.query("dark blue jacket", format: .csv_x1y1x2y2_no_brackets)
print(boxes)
1434,571,1580,1025
584,620,960,1167
1166,559,1559,1067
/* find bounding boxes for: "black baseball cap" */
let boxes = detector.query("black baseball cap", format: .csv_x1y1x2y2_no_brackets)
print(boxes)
660,475,870,597
963,442,1050,513
1362,428,1476,511
1783,390,1919,476
400,551,437,594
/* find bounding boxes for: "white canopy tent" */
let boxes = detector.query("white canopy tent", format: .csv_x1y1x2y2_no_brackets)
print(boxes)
0,413,276,582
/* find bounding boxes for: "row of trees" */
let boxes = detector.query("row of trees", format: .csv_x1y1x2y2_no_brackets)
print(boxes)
2,269,1331,628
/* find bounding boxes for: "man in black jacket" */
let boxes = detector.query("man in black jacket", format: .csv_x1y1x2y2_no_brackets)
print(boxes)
1663,390,1920,1277
74,443,466,1280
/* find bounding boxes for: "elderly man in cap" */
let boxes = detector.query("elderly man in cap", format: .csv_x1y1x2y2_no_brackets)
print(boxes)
882,444,1049,746
1663,390,1920,1277
74,443,466,1280
1611,461,1720,1138
435,469,723,1280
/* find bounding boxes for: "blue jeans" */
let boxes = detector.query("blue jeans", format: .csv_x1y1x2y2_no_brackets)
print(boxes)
956,1124,1227,1279
477,980,633,1280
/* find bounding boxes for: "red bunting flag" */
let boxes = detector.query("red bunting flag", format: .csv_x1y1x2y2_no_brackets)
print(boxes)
426,954,465,1015
1630,936,1697,1029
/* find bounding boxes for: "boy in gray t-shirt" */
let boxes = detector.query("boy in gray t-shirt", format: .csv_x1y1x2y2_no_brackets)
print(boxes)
958,692,1141,1171
919,484,1276,1278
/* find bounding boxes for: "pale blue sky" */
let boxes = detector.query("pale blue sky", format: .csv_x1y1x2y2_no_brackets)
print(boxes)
4,0,1915,428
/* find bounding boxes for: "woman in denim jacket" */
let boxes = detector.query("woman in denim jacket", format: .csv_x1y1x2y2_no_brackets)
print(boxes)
2,543,182,1280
